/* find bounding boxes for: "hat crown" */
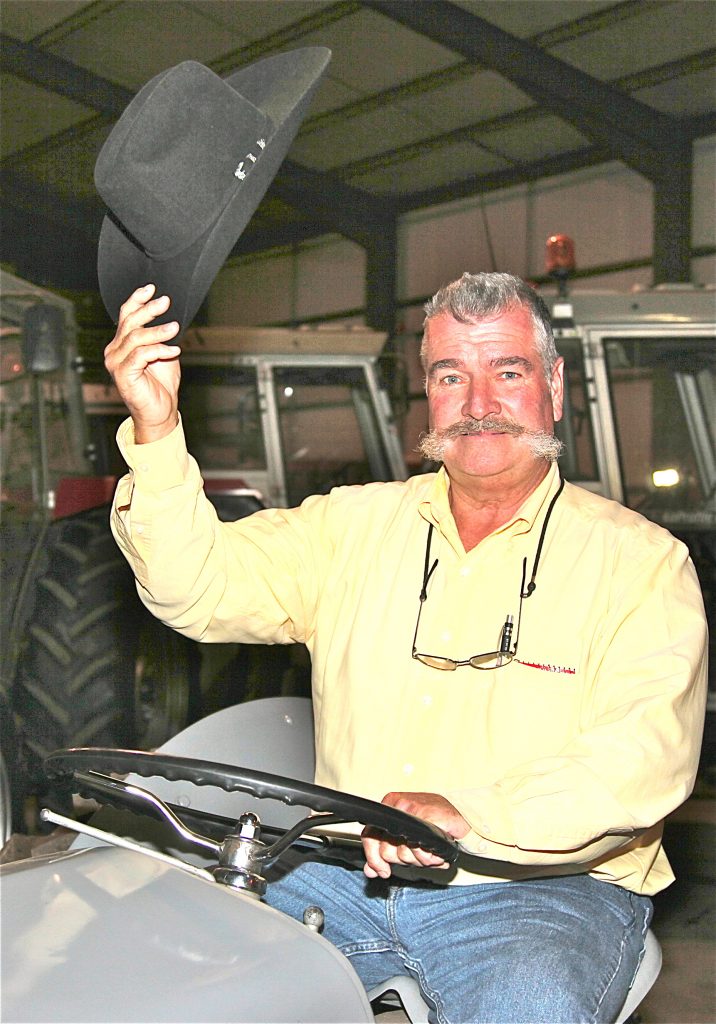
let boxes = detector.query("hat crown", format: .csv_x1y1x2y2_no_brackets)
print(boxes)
95,62,273,259
96,48,331,331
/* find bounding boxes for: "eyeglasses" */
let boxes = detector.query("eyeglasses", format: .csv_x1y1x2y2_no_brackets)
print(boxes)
411,476,564,672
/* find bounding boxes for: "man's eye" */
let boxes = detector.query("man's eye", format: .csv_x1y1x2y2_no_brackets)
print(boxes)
500,371,520,380
441,375,462,385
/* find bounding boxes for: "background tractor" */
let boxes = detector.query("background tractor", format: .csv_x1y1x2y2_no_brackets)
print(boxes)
0,269,407,837
1,270,204,836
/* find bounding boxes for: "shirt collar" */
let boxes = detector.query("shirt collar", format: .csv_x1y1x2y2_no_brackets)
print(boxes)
419,462,561,539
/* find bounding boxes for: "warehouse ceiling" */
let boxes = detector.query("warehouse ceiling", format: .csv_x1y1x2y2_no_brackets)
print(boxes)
1,0,715,308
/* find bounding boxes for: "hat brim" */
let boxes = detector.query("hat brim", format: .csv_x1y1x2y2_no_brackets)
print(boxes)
97,48,330,333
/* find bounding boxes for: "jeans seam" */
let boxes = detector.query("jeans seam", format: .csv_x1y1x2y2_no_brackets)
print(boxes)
387,885,449,1024
340,886,404,972
638,896,652,948
626,893,652,988
591,890,644,1024
386,884,402,946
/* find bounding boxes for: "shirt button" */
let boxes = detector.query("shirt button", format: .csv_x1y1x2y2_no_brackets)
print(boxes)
139,463,149,473
460,566,471,577
403,763,414,775
441,631,451,642
421,695,433,707
135,524,144,535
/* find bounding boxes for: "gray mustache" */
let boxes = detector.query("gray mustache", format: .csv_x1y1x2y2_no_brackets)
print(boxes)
417,416,564,463
432,416,527,440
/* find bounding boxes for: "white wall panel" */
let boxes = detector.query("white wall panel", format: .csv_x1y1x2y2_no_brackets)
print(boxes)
209,145,715,329
209,237,365,326
692,254,716,286
209,250,295,325
293,237,365,321
693,136,716,251
397,190,531,301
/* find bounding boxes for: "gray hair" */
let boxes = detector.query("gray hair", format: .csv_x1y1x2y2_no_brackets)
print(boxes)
422,272,558,380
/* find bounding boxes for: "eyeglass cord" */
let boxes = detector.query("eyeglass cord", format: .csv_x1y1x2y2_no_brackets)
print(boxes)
521,474,565,598
421,473,565,602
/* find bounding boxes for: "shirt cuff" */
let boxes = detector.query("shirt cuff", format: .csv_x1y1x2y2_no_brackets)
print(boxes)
447,785,516,855
116,416,192,494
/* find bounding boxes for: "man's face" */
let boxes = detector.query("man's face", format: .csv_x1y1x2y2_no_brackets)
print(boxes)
423,307,564,486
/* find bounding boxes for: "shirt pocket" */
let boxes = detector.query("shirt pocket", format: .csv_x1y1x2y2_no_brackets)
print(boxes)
485,644,585,766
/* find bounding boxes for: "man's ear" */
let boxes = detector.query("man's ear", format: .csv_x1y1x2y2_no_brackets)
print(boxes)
550,357,565,423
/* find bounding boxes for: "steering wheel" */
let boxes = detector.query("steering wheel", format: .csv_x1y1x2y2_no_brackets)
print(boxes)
44,747,458,864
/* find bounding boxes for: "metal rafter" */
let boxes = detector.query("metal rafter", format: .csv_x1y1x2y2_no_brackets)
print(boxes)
360,0,687,178
231,219,337,257
362,0,694,281
208,0,362,76
397,145,613,213
0,31,392,246
9,4,692,169
2,1,707,291
301,0,667,140
0,167,100,234
333,49,716,181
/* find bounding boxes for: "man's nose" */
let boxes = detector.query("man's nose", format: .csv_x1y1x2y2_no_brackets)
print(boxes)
461,379,501,420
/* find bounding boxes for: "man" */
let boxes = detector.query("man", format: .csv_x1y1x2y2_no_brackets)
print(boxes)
105,271,707,1023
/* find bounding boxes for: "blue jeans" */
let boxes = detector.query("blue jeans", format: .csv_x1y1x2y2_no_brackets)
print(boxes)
265,856,653,1024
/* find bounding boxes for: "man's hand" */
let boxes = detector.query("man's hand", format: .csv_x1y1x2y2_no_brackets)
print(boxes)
361,792,470,879
104,284,182,444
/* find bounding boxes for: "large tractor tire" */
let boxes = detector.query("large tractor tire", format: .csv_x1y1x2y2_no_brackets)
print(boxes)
10,507,199,818
0,691,23,846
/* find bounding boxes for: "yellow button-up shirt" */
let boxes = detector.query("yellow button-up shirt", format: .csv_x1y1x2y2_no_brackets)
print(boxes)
112,419,707,895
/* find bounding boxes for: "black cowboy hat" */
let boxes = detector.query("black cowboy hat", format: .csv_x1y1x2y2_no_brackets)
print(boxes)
95,48,331,333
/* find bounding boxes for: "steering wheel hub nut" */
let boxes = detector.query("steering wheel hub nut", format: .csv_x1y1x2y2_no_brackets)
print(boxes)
213,812,267,898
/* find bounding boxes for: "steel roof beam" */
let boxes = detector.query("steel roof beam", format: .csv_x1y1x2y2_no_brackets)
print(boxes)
0,31,130,118
0,164,330,257
0,180,103,291
0,167,101,236
303,3,683,141
363,0,694,281
0,169,339,293
395,107,713,218
334,54,716,181
231,219,335,257
0,32,391,246
397,145,613,213
361,1,686,178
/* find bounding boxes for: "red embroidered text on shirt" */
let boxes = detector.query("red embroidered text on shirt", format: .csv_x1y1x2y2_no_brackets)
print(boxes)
516,659,576,674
